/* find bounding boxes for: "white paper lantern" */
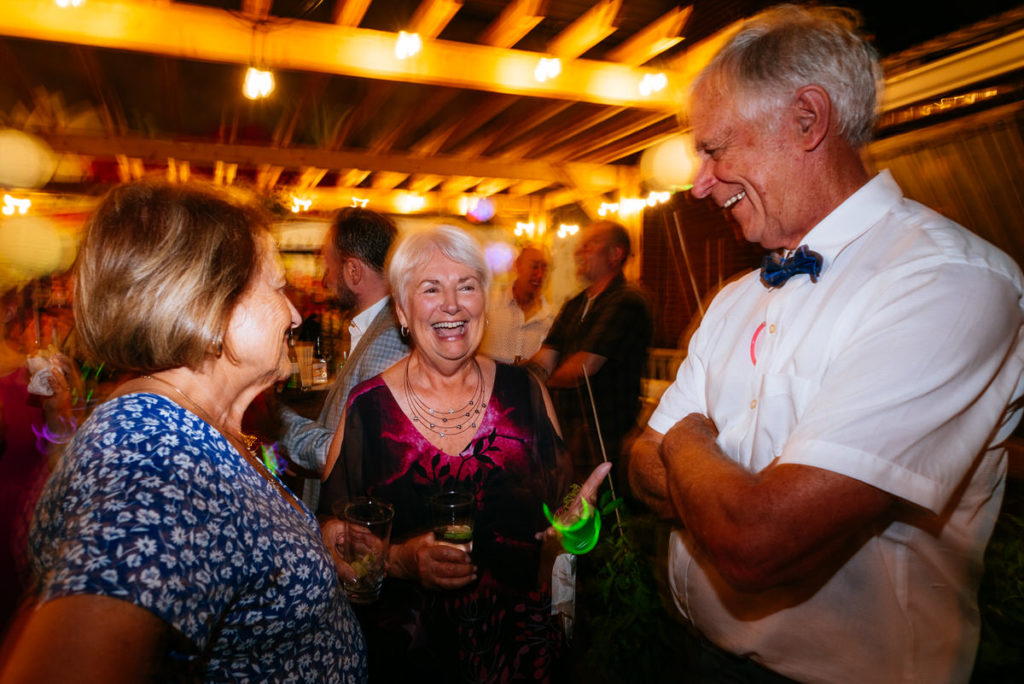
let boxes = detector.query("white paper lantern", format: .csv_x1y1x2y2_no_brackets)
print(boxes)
0,129,57,189
0,215,65,278
640,134,700,191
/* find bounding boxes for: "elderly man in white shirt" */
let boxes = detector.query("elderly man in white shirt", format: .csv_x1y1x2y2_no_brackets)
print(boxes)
629,6,1024,684
481,243,555,365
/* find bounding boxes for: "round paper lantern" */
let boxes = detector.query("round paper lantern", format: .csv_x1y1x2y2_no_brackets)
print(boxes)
0,215,65,278
0,129,57,189
640,134,700,191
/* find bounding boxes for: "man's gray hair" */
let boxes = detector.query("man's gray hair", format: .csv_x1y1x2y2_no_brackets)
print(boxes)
694,4,882,147
387,224,491,313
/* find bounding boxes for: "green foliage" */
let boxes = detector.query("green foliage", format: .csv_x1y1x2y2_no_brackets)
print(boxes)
571,492,689,683
973,481,1024,683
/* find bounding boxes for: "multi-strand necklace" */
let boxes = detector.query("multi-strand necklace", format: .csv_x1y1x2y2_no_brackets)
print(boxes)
404,358,485,438
142,374,301,512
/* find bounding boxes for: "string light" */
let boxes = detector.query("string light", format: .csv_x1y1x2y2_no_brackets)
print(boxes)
351,197,369,208
290,196,312,213
54,0,85,7
2,194,31,216
557,223,579,239
534,57,561,83
514,222,536,238
396,31,423,59
638,72,668,96
243,67,274,100
598,192,672,217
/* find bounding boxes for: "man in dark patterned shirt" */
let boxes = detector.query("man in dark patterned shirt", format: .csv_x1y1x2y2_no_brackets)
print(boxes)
530,220,652,484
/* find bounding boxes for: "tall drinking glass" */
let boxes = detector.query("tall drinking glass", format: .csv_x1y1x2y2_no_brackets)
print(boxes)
334,498,394,604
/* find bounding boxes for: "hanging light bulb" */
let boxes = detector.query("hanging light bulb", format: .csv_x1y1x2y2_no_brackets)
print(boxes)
638,72,668,96
396,32,423,59
534,57,561,83
243,67,274,100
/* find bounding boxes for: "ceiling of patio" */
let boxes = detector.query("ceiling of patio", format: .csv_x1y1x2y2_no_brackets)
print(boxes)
1,0,1022,220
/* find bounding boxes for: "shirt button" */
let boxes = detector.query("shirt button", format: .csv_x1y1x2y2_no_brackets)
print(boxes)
768,324,776,334
750,399,757,409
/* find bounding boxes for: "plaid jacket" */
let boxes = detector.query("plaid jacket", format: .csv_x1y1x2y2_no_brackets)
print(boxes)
279,301,408,507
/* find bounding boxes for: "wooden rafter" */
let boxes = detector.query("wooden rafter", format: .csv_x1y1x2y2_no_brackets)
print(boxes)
274,74,330,147
479,0,546,49
605,5,691,66
583,117,680,164
525,106,626,158
549,111,673,161
409,0,464,40
488,101,579,158
241,0,273,21
546,0,622,59
370,87,459,154
329,81,397,150
333,0,372,28
410,93,515,156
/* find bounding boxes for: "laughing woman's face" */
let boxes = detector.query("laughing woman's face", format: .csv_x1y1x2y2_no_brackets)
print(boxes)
398,249,486,370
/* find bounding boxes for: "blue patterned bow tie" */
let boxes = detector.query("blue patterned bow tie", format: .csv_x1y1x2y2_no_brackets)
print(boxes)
760,245,823,289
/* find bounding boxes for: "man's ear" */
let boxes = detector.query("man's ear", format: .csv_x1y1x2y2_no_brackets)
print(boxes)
609,245,626,269
792,85,831,152
343,258,363,288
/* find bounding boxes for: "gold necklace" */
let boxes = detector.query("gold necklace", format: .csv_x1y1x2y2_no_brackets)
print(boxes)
141,374,302,512
404,358,485,438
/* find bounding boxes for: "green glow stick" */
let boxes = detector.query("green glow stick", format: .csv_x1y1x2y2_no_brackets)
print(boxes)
543,497,601,554
261,443,279,476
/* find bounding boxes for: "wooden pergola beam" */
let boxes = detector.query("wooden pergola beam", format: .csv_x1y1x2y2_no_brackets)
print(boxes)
36,131,624,191
1,0,684,110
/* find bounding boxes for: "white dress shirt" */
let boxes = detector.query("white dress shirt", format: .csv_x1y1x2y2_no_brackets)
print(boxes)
481,283,556,364
348,296,389,354
649,171,1024,683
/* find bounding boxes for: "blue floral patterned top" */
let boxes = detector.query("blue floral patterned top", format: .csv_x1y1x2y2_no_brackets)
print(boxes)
30,393,367,682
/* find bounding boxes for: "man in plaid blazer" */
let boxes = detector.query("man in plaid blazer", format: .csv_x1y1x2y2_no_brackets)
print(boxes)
278,208,409,510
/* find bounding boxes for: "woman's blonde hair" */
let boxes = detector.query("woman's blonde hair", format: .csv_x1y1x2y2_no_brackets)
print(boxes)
73,180,269,372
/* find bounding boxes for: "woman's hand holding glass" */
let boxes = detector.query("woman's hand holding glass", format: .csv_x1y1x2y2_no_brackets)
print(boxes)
388,532,478,591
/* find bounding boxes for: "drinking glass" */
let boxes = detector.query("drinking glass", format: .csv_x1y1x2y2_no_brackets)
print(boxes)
333,498,394,604
428,489,475,550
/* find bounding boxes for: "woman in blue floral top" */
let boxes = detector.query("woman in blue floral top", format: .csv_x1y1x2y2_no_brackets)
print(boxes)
0,182,366,682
